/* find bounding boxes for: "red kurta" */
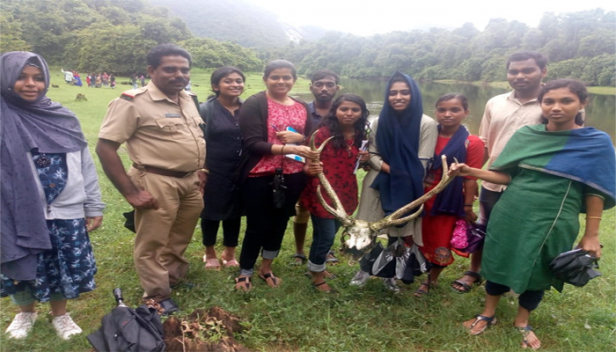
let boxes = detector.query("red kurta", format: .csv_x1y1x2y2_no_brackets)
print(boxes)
300,127,359,219
420,134,484,266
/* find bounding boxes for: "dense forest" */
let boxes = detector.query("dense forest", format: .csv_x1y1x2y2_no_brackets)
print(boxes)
0,0,263,74
1,0,614,86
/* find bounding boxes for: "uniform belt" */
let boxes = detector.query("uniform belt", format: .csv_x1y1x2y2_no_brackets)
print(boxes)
134,164,192,178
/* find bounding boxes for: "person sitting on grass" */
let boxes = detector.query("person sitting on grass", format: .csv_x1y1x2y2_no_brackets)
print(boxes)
1,51,105,340
449,79,615,350
301,94,370,292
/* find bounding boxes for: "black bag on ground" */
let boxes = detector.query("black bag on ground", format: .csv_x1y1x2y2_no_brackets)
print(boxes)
87,288,165,352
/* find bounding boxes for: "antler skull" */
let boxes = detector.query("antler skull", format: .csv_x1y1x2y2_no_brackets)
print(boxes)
309,131,456,251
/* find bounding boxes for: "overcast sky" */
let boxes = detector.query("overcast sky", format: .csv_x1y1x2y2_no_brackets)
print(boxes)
248,0,616,36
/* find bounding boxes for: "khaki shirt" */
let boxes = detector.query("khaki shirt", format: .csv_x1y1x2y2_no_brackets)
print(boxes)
479,91,541,192
99,82,206,172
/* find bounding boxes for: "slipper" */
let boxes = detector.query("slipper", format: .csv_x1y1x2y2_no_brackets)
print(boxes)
290,253,307,266
515,325,540,350
326,251,339,264
259,272,282,288
451,271,482,293
222,258,239,268
414,281,430,297
234,276,252,292
203,256,221,270
464,314,497,335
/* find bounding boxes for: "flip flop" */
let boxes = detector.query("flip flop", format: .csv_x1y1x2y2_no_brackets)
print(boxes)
234,276,252,292
259,272,282,288
222,258,239,268
464,314,497,335
203,256,221,270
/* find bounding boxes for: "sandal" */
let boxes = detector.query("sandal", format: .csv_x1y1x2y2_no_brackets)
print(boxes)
259,272,282,288
451,271,482,293
515,325,541,350
463,314,497,335
222,258,239,268
290,253,307,266
234,276,252,292
203,256,221,270
313,280,332,293
326,251,339,264
304,270,337,280
414,281,430,297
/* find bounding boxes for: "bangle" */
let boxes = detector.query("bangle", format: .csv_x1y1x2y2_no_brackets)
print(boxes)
280,145,285,155
586,216,602,220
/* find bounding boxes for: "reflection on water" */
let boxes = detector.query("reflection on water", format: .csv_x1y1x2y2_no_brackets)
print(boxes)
297,78,615,144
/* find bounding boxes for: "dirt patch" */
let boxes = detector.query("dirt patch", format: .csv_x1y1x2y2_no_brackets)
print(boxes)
163,306,250,352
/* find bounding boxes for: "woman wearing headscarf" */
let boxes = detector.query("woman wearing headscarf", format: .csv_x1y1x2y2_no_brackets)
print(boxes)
353,72,438,291
0,52,105,340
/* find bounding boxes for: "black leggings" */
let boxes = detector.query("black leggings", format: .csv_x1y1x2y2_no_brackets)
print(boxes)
485,280,545,311
201,218,241,247
239,172,306,273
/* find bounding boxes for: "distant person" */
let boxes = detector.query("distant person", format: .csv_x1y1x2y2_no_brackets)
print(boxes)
451,79,615,349
301,94,369,292
102,72,109,88
198,67,245,270
73,71,82,87
1,51,104,340
451,51,550,294
291,69,340,266
86,74,91,87
233,60,319,292
95,73,102,88
414,93,484,297
61,68,73,84
96,44,206,315
109,74,116,89
140,74,146,87
130,73,138,89
352,72,437,292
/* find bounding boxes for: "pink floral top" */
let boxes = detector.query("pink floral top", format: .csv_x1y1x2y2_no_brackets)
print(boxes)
249,98,307,176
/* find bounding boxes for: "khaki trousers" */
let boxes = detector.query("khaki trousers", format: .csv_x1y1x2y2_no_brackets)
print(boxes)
128,167,203,301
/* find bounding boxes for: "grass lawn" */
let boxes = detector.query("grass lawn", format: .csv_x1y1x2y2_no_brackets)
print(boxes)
1,69,614,352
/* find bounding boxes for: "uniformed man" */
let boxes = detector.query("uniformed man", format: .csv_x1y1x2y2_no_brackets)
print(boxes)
96,44,206,315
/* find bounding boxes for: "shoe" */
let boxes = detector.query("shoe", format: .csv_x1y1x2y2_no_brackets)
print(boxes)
383,278,400,293
349,270,370,287
158,298,180,316
52,313,82,340
5,312,37,339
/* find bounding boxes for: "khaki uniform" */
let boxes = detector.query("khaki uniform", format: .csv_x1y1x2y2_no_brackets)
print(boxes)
99,82,206,301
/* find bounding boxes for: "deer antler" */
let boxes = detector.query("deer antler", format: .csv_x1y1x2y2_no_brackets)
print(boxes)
310,131,355,227
371,155,455,231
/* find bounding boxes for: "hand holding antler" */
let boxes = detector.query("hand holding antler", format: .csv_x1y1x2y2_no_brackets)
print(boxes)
287,145,320,160
448,162,472,177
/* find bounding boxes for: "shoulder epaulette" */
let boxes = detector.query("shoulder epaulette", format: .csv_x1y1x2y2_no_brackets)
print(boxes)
120,92,135,101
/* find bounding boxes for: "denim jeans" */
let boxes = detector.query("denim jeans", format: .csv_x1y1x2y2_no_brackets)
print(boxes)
307,215,341,273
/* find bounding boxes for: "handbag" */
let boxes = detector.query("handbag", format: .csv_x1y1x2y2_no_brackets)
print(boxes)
549,248,601,287
457,222,486,254
450,219,469,249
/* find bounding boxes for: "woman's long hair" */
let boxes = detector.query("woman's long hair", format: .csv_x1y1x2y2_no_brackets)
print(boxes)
318,94,370,149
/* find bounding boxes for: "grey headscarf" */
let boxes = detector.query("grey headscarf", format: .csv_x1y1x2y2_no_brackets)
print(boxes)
1,51,87,281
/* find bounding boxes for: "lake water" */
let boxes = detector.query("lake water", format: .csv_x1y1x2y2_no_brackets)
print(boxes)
297,78,615,144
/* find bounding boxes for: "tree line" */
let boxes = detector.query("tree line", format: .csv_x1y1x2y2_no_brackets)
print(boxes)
1,0,614,86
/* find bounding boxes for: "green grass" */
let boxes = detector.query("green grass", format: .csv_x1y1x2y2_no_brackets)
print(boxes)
1,69,614,352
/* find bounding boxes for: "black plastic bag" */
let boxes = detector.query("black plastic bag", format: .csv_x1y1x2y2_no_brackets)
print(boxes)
550,248,601,287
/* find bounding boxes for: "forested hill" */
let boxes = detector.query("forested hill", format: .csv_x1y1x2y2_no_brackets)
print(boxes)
148,0,289,48
264,9,615,86
0,0,263,74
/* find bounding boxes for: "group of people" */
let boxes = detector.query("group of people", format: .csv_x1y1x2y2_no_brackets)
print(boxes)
85,72,116,89
1,43,614,351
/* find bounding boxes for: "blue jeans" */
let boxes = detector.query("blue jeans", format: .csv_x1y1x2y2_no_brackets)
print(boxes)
308,215,341,273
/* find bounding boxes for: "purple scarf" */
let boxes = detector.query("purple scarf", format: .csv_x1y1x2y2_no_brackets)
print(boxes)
1,51,87,280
